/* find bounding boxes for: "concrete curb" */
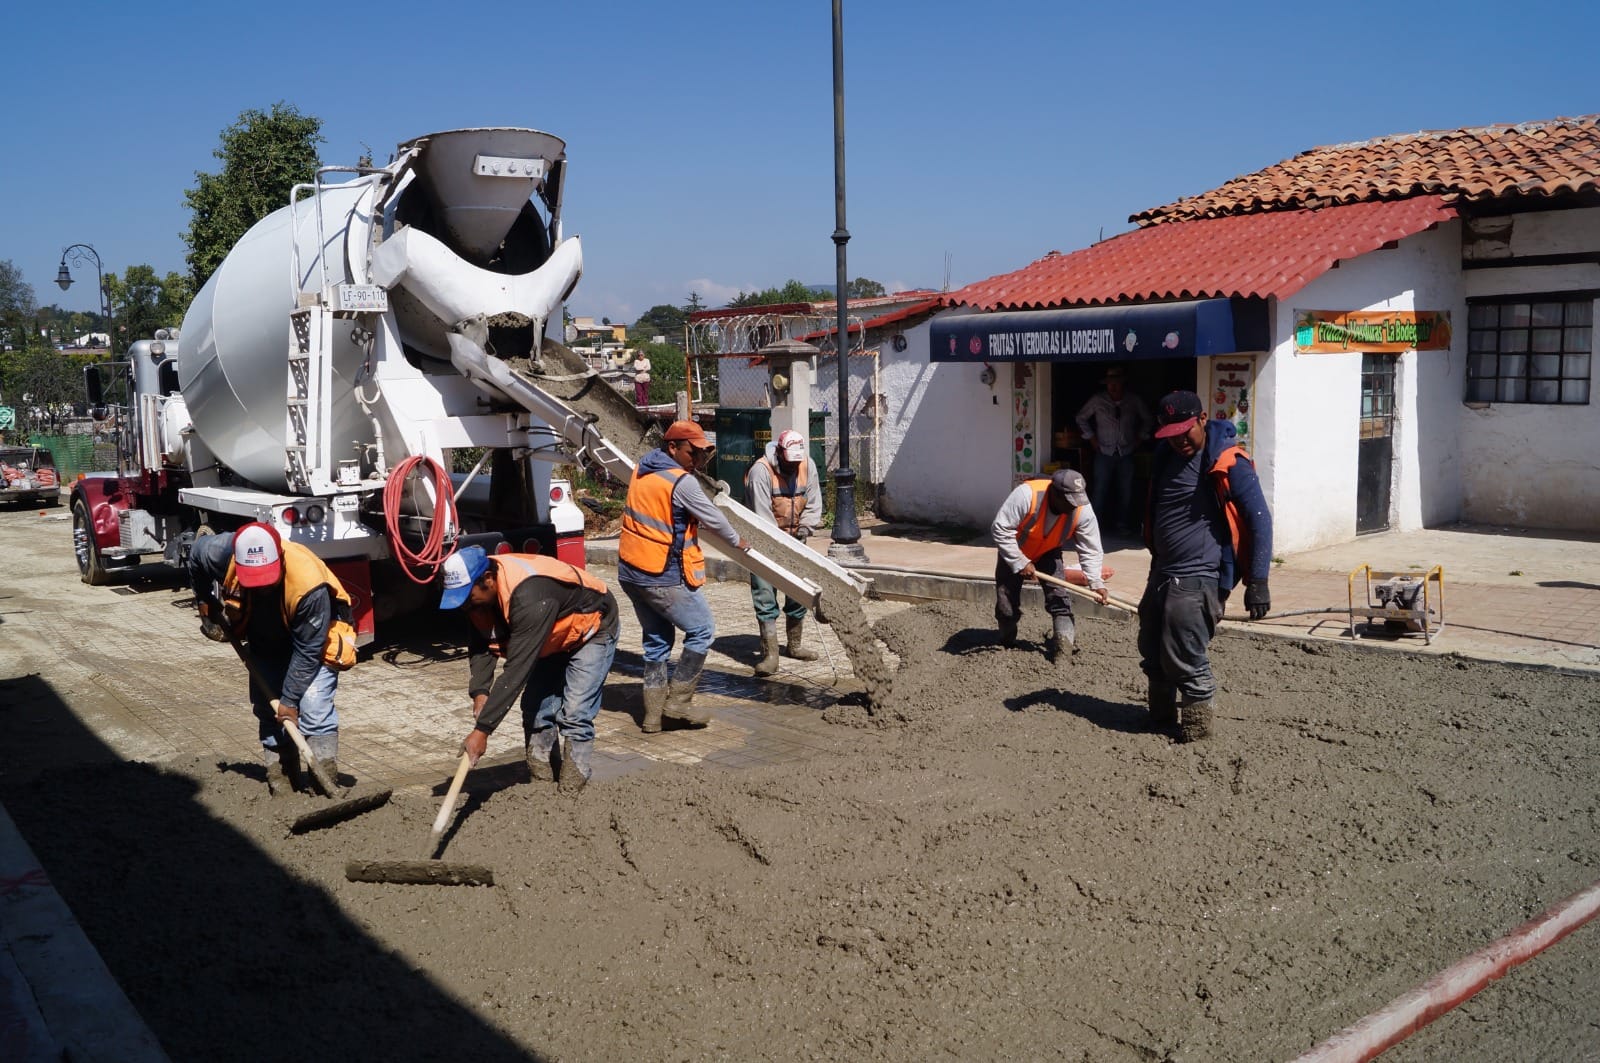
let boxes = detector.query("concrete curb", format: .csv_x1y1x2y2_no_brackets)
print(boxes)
0,800,168,1062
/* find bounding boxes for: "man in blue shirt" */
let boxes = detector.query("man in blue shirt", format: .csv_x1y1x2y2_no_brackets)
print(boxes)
1141,391,1273,741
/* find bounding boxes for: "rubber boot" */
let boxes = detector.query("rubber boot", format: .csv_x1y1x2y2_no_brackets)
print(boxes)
1147,680,1179,731
665,650,711,727
263,749,289,798
305,734,342,792
1178,697,1214,743
1045,615,1076,662
784,617,819,661
558,737,593,794
526,729,558,783
640,660,670,734
277,737,304,792
753,621,781,677
998,617,1018,648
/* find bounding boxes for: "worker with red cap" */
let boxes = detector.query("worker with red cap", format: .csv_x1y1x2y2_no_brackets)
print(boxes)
744,428,823,676
1141,390,1274,741
188,522,359,794
618,420,750,732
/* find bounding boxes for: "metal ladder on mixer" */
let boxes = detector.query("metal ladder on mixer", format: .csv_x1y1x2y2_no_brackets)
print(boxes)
284,303,335,494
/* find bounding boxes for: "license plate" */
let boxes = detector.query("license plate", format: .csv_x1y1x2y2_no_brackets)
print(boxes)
333,494,360,511
334,284,389,312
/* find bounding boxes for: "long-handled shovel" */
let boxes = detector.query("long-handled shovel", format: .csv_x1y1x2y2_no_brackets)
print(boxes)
227,636,392,831
344,752,495,887
1034,569,1141,612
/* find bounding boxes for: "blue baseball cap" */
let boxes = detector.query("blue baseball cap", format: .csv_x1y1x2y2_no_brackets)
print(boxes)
439,546,490,609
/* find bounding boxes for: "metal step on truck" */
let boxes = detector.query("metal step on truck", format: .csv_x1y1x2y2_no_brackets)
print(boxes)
72,125,875,666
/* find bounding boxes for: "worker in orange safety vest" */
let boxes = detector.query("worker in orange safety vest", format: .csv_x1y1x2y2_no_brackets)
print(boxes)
990,468,1110,660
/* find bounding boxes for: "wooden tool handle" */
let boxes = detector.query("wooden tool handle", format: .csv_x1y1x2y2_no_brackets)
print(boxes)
1033,570,1140,612
271,700,340,797
431,752,473,838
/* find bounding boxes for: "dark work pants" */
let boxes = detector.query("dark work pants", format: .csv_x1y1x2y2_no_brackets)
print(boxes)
1137,574,1223,702
994,550,1075,627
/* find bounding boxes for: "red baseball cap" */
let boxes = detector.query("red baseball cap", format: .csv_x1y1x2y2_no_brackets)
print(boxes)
232,522,284,588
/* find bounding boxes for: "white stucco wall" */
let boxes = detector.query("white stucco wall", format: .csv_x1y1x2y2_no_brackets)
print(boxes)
1265,221,1468,552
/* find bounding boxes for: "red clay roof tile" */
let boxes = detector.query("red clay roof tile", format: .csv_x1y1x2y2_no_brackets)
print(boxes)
1134,115,1600,225
946,197,1457,311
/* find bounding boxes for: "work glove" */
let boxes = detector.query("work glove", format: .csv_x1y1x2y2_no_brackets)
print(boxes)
274,701,300,726
199,616,229,643
461,728,488,767
1244,580,1271,621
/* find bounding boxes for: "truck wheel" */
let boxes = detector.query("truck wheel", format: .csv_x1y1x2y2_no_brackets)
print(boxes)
72,499,111,586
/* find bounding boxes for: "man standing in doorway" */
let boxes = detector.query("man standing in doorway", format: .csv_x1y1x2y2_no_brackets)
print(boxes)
991,468,1109,660
1140,390,1273,742
619,420,750,732
745,429,823,676
1075,365,1153,536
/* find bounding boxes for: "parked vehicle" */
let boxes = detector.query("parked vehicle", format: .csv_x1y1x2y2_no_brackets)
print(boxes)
0,445,60,506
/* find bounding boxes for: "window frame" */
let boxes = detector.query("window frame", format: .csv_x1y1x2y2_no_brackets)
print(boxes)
1464,290,1594,406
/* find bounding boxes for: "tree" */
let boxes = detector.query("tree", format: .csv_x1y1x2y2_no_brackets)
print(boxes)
0,348,93,436
183,103,324,291
684,291,706,315
847,277,887,299
631,303,688,339
0,260,35,351
726,279,831,309
105,266,193,346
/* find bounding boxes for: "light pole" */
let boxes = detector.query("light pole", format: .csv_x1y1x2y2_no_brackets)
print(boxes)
827,0,866,563
56,243,113,356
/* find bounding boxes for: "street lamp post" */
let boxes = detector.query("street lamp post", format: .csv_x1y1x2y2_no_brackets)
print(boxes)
56,244,113,356
827,0,867,564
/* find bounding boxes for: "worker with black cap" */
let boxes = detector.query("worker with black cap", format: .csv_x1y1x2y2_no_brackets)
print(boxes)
618,419,750,732
1141,389,1274,741
990,468,1109,659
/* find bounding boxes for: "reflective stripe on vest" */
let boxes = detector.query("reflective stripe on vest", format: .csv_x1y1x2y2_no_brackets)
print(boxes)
1014,479,1082,561
753,455,809,536
619,465,705,588
472,553,610,658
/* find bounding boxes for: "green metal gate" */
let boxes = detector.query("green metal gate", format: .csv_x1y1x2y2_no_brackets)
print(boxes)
712,408,827,505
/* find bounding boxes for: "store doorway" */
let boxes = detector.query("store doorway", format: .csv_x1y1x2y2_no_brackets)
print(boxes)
1356,353,1397,533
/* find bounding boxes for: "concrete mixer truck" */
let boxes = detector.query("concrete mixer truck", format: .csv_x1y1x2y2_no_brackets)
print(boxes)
71,125,873,653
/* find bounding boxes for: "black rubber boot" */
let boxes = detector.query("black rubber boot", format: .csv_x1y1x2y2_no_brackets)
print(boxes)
753,621,780,676
1178,697,1214,743
784,617,819,661
665,650,711,727
998,617,1018,648
1148,681,1179,730
640,660,670,733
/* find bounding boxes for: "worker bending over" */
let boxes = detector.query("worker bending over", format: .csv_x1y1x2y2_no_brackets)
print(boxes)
441,546,620,793
618,420,750,731
1141,390,1273,741
189,522,358,795
991,468,1109,659
745,429,823,676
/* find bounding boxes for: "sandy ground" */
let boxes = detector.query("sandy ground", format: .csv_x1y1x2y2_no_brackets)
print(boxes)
3,586,1598,1061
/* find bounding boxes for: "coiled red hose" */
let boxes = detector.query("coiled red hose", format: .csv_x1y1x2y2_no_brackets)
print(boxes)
383,456,458,585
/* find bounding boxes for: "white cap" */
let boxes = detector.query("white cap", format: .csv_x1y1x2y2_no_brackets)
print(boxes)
777,429,806,463
232,522,283,588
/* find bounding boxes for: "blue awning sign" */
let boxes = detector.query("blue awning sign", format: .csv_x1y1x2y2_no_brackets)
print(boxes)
930,299,1238,363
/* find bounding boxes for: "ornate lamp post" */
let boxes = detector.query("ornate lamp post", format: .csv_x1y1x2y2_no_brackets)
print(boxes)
827,0,866,563
56,244,114,356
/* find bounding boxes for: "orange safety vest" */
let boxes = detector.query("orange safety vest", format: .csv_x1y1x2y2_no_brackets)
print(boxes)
224,541,359,669
1208,445,1253,581
1014,479,1082,562
619,465,706,588
470,553,610,659
750,455,809,536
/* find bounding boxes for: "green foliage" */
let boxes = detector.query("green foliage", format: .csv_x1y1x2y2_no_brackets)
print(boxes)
183,102,324,291
0,260,35,350
726,279,832,309
684,291,706,315
0,348,97,437
105,266,193,347
631,303,688,340
847,277,887,299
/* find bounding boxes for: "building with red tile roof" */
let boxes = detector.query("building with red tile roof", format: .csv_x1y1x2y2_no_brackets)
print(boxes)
865,115,1600,548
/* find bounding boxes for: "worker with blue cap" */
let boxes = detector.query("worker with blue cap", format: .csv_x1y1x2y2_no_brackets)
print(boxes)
439,544,620,793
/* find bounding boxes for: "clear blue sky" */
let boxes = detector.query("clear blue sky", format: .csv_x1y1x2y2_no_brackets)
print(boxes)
4,0,1597,325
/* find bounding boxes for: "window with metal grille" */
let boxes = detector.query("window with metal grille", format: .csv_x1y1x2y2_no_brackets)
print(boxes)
1465,296,1593,404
